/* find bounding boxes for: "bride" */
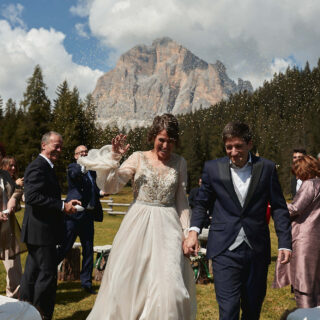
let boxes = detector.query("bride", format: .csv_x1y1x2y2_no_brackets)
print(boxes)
78,114,197,320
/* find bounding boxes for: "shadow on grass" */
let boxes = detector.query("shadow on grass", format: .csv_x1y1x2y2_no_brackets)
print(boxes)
57,281,82,290
56,310,91,320
56,281,100,305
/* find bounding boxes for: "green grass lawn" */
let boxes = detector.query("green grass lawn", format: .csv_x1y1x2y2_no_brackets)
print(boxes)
0,186,296,319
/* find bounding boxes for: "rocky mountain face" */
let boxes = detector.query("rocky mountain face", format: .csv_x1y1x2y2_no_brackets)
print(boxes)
93,37,253,128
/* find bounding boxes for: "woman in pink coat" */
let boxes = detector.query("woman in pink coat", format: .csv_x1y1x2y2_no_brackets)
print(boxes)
273,155,320,308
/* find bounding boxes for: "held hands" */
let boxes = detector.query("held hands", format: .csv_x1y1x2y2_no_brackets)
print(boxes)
112,134,130,155
278,249,291,264
183,231,200,257
64,200,82,215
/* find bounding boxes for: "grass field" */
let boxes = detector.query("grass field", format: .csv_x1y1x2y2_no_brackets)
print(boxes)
0,186,296,319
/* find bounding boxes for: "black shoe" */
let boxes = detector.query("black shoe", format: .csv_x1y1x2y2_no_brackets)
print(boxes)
82,286,96,294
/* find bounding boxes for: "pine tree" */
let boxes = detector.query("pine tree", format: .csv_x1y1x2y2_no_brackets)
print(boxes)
82,94,98,148
0,99,29,173
19,65,51,168
0,95,3,120
52,81,87,189
1,99,18,154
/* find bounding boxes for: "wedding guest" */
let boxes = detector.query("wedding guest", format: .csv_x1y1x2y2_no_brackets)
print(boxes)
291,148,306,199
273,155,320,308
19,131,80,320
0,154,27,298
1,156,24,188
57,145,106,294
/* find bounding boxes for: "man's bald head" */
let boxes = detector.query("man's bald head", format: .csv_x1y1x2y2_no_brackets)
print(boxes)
74,145,88,160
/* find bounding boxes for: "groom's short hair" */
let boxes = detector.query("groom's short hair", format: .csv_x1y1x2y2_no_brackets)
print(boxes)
222,122,252,144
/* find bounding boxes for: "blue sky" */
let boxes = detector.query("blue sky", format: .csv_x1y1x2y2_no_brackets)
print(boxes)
0,0,320,103
1,0,111,70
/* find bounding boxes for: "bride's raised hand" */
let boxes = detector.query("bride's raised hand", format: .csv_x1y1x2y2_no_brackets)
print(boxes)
112,134,130,155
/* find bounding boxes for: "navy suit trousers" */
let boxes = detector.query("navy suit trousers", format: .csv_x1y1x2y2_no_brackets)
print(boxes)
212,242,269,320
57,212,94,288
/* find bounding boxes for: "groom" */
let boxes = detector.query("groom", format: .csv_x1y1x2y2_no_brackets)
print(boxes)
184,122,292,320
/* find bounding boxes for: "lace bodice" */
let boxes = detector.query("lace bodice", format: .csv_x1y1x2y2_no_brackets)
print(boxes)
78,145,191,231
132,152,179,205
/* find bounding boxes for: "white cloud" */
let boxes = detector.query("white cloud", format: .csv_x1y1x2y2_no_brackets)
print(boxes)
75,23,89,38
270,58,295,77
71,0,320,88
1,3,26,28
70,0,94,18
0,19,103,104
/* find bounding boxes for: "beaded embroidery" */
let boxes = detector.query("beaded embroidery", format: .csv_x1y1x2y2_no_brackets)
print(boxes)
132,152,180,205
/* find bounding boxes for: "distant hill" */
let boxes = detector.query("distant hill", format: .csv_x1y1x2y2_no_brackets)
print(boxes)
93,37,253,128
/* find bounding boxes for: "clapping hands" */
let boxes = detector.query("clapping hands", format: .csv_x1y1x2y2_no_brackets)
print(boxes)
112,134,130,155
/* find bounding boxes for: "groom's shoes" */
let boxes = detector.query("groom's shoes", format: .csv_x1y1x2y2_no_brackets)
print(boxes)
82,286,96,294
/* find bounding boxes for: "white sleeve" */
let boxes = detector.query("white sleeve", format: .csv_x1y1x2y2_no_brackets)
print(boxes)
78,145,139,194
175,157,191,238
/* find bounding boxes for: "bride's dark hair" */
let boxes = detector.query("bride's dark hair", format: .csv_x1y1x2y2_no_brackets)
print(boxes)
147,114,179,144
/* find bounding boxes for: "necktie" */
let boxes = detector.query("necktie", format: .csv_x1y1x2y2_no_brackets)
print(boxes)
87,171,96,209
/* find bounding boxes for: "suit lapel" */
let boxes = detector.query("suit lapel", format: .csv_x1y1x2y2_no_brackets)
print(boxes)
50,168,61,194
242,155,263,212
38,156,61,194
217,158,242,210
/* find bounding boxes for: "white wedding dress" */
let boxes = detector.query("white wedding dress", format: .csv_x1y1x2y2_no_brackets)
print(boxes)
78,146,196,320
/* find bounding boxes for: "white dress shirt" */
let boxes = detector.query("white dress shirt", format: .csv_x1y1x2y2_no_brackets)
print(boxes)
228,155,252,250
190,154,290,252
296,179,303,193
189,154,252,243
39,153,54,168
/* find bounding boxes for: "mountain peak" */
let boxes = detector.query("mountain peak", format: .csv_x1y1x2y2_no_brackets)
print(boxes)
152,37,174,47
93,39,252,129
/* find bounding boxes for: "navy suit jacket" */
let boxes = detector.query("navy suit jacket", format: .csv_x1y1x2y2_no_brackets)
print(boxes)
191,154,292,262
65,163,103,222
21,156,64,246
